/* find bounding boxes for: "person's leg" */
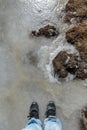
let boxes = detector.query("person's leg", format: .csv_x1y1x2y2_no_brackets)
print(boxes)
22,118,42,130
44,101,62,130
44,117,62,130
22,102,42,130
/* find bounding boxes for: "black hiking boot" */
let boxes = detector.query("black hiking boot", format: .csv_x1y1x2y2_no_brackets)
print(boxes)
45,101,56,118
27,102,39,119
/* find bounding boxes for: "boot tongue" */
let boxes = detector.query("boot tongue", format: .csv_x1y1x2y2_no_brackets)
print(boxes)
30,108,38,113
47,106,56,111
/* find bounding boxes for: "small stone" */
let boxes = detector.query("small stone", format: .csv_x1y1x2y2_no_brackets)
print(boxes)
31,24,59,38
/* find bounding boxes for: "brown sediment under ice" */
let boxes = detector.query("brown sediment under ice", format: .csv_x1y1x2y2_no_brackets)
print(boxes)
32,24,59,38
64,0,87,23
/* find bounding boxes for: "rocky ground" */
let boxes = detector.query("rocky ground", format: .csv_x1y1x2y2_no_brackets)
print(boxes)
53,25,87,79
64,0,87,23
52,0,87,129
66,23,87,79
53,0,87,80
53,51,80,79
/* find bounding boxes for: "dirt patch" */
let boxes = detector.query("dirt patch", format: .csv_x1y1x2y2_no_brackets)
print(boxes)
64,0,87,23
32,24,59,38
51,0,87,80
52,51,78,78
52,51,87,79
62,0,87,80
65,23,87,79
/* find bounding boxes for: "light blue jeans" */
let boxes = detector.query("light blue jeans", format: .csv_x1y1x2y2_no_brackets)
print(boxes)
22,117,62,130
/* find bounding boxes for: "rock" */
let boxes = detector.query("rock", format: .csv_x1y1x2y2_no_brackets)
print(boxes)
58,68,68,78
32,24,59,38
80,107,87,130
65,0,87,23
53,51,69,64
52,58,68,78
52,50,87,79
65,54,79,74
52,51,79,78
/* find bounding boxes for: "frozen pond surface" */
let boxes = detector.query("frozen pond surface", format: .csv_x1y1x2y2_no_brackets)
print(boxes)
0,0,87,130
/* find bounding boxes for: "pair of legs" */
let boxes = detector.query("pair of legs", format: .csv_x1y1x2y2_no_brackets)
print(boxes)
22,101,62,130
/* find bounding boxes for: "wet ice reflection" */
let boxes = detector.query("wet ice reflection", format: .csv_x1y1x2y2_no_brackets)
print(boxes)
19,0,58,26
